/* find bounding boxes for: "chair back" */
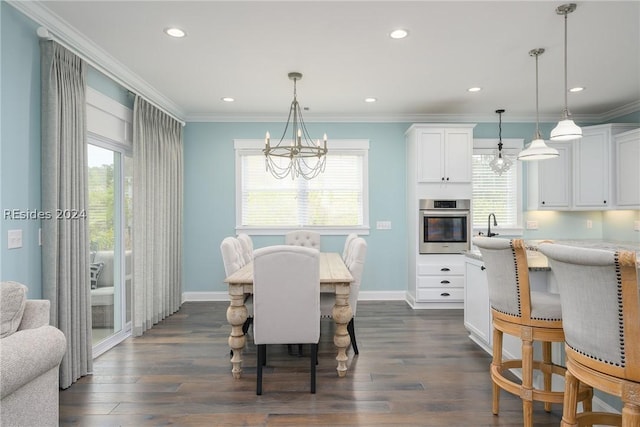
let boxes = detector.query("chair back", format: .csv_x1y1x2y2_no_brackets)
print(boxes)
237,233,253,265
346,237,367,316
342,233,358,261
285,230,321,249
538,243,640,381
220,237,245,277
472,237,560,328
253,245,320,345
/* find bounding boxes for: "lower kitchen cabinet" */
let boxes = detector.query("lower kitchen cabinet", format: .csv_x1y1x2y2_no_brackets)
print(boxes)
464,256,491,352
416,254,465,307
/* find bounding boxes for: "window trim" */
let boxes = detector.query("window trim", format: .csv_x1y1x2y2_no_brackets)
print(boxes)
472,138,524,237
234,139,370,235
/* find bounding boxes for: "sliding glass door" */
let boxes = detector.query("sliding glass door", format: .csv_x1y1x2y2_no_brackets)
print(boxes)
88,139,132,355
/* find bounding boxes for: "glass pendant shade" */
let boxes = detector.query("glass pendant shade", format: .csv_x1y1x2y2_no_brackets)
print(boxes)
550,117,582,141
517,138,559,161
489,151,513,175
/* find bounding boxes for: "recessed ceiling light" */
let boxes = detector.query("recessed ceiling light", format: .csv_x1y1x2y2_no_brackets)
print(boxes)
164,27,186,38
221,97,235,102
467,87,482,92
569,86,585,92
364,97,377,103
389,29,408,39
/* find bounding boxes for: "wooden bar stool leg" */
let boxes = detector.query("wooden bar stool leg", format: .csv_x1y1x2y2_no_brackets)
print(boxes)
561,368,579,427
491,327,503,416
622,402,640,427
543,341,552,412
522,329,534,427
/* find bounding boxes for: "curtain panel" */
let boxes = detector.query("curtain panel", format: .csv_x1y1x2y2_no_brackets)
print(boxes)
40,40,92,389
132,97,183,336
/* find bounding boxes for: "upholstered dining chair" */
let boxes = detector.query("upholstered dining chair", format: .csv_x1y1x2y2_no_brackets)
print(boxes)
342,233,358,261
285,230,321,250
237,233,253,265
321,237,367,355
252,245,320,395
220,237,253,338
472,237,592,427
538,243,639,427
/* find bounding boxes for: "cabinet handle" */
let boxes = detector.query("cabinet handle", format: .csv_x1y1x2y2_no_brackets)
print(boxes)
604,200,607,204
441,267,450,271
481,266,486,271
441,177,445,181
542,201,546,205
441,280,450,284
440,292,450,297
446,177,450,181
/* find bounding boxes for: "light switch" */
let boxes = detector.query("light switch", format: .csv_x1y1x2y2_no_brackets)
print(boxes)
526,221,538,230
634,221,640,232
376,221,392,230
8,229,23,249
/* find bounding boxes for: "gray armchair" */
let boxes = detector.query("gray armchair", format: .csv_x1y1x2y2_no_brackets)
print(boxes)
1,281,66,427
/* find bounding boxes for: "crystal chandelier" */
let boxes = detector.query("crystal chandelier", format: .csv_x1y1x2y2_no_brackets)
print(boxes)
489,109,512,175
550,3,582,141
518,48,559,161
264,72,327,180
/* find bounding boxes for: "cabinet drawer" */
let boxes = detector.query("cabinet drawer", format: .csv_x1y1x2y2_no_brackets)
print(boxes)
418,276,465,288
418,264,464,276
417,288,464,302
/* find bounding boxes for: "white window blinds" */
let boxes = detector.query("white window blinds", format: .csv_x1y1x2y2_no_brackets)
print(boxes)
472,153,519,228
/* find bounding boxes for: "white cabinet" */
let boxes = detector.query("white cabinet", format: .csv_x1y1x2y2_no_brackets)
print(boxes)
615,128,640,208
527,142,572,210
464,256,491,352
414,254,465,307
574,124,637,209
406,124,474,184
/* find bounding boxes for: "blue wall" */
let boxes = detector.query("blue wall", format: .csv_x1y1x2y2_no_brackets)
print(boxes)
2,1,639,299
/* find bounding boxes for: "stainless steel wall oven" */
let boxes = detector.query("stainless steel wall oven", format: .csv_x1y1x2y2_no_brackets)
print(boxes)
419,199,471,254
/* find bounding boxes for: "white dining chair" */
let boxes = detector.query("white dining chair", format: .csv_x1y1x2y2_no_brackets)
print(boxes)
253,245,320,395
321,237,367,355
285,230,321,250
237,233,253,265
220,237,253,339
538,243,639,426
342,233,358,261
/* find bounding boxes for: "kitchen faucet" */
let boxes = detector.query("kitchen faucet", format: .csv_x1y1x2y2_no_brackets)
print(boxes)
487,213,499,237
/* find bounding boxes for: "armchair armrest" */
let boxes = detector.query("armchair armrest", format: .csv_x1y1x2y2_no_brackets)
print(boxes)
18,300,50,330
0,325,66,399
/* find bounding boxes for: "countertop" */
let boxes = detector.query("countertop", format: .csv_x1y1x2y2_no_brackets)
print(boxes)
465,239,640,270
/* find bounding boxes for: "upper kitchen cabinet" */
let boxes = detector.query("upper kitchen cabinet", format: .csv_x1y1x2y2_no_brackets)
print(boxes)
615,128,640,208
573,124,638,210
527,142,572,210
406,124,475,184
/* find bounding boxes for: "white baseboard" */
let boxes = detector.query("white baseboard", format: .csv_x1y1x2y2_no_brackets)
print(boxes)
182,290,407,303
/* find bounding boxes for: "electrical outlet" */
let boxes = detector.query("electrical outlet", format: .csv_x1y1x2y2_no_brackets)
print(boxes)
586,220,593,229
8,229,22,249
526,221,538,230
634,221,640,232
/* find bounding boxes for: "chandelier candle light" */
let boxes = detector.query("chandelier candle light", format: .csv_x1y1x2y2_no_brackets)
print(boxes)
550,3,582,141
264,72,328,180
489,109,512,175
518,48,559,161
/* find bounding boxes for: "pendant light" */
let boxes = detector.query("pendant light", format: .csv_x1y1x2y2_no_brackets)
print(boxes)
489,109,512,175
518,48,559,161
550,3,582,141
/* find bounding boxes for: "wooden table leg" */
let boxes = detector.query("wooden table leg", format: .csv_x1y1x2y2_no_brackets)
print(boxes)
332,282,353,377
227,284,247,379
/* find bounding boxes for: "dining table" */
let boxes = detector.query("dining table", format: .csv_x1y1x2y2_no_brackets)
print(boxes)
224,251,354,379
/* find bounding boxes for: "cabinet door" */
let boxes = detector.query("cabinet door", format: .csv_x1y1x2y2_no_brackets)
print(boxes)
444,129,472,182
574,129,610,208
616,129,640,207
417,129,445,182
464,260,491,347
538,143,571,209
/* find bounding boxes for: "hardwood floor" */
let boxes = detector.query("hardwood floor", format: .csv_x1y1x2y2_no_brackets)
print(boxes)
60,301,565,426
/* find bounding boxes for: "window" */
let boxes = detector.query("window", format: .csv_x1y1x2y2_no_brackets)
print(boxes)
472,139,523,232
235,139,369,234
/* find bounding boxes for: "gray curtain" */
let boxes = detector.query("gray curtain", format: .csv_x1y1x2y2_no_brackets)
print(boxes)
40,40,92,389
132,96,183,336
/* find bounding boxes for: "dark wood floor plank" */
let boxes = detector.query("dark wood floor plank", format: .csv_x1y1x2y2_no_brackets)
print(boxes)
60,301,564,426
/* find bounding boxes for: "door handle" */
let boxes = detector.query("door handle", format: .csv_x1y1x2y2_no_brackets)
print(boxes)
481,266,486,271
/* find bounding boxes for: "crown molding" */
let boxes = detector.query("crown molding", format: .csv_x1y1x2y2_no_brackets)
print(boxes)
7,0,186,122
597,100,640,122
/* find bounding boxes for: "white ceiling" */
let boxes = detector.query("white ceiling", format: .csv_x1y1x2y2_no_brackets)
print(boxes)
14,1,640,123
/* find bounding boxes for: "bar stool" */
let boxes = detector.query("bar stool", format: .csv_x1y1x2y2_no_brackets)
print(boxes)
539,243,640,426
472,237,592,426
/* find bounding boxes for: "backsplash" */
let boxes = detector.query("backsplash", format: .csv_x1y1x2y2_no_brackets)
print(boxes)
523,210,640,243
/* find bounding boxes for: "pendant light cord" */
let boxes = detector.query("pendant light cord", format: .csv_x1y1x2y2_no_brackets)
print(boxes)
535,51,541,138
563,12,569,116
